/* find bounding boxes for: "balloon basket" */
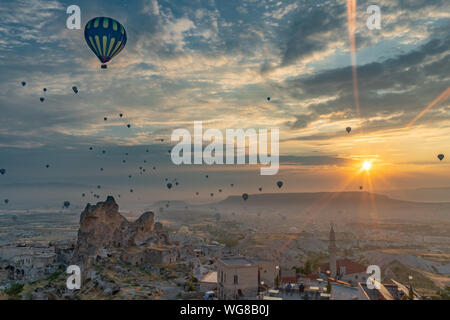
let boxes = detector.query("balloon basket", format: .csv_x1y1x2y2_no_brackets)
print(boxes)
101,64,107,69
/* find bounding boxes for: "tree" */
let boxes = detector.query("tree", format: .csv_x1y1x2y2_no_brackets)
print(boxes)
274,275,280,289
327,280,332,294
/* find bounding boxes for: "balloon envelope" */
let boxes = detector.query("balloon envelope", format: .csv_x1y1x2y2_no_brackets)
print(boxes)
277,181,283,188
346,127,351,133
242,193,249,200
84,17,127,68
438,154,444,161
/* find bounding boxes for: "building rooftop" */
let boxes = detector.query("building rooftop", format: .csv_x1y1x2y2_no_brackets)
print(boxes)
219,257,255,267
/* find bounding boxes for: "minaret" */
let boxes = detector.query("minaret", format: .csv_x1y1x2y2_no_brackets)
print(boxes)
329,223,337,277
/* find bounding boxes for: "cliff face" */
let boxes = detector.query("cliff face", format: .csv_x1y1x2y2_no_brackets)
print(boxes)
72,196,156,264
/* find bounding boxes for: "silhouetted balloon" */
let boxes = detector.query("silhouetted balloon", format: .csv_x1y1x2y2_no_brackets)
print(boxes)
89,147,93,150
21,82,26,86
97,185,101,189
167,183,172,189
104,117,107,121
43,88,47,92
130,189,133,193
0,169,6,175
127,124,131,128
242,193,249,201
195,192,199,195
218,189,222,192
40,97,44,102
259,187,262,192
205,175,209,179
346,127,351,134
102,150,106,154
4,199,9,204
72,86,78,94
84,17,127,69
175,182,179,186
359,186,363,190
438,154,444,161
45,164,50,168
63,201,70,208
82,193,85,197
230,184,234,187
277,181,283,189
210,193,214,197
120,113,123,118
267,97,270,101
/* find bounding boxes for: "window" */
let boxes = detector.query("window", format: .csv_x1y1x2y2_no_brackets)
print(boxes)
234,275,238,284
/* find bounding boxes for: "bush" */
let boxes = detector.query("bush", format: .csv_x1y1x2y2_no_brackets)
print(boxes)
5,283,24,296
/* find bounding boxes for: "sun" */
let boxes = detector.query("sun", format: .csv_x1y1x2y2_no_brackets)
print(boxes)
362,161,372,172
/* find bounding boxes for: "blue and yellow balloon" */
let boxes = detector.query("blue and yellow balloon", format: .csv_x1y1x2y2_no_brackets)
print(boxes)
84,17,127,69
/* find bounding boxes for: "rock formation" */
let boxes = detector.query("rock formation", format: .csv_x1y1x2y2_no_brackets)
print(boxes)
72,196,159,266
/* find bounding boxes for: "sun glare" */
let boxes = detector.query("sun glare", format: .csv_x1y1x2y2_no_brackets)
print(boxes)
362,161,372,172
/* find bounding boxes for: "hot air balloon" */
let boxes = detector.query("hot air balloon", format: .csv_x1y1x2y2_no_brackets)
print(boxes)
218,189,222,192
205,175,209,179
210,193,214,197
346,127,351,134
130,189,133,193
84,17,127,69
104,117,107,121
120,113,123,118
63,201,70,208
267,97,270,101
21,82,26,87
230,184,234,187
259,187,262,192
82,193,85,197
277,181,283,189
89,147,93,150
242,193,249,201
438,154,444,161
40,97,45,102
0,169,6,175
43,88,47,92
102,150,106,154
4,199,9,204
127,124,131,128
72,86,78,94
359,186,363,190
195,192,199,195
167,183,172,189
45,164,50,168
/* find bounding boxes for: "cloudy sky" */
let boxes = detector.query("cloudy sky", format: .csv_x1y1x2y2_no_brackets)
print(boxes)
0,0,449,210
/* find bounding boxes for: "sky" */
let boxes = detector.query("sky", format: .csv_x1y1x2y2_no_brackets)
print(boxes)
0,0,449,210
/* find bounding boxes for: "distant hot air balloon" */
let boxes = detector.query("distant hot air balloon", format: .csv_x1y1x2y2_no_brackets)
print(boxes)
205,175,209,179
0,169,6,175
242,193,249,201
89,147,93,150
82,193,85,197
167,183,172,189
130,189,133,193
267,97,270,101
195,192,199,195
84,17,127,69
346,127,351,134
127,124,131,128
4,199,9,204
259,187,262,192
63,201,70,208
45,164,50,168
438,154,444,161
277,181,283,189
43,88,47,92
210,193,214,197
72,86,78,94
359,186,363,190
21,82,26,87
104,117,107,121
40,97,44,102
120,113,123,118
230,184,234,187
218,189,222,192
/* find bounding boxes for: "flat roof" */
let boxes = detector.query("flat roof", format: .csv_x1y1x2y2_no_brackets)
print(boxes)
219,257,255,267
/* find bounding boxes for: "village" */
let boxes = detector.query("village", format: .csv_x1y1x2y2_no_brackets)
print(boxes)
0,196,435,301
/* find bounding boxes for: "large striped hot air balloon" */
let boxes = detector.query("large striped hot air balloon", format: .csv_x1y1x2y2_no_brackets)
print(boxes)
84,17,127,69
